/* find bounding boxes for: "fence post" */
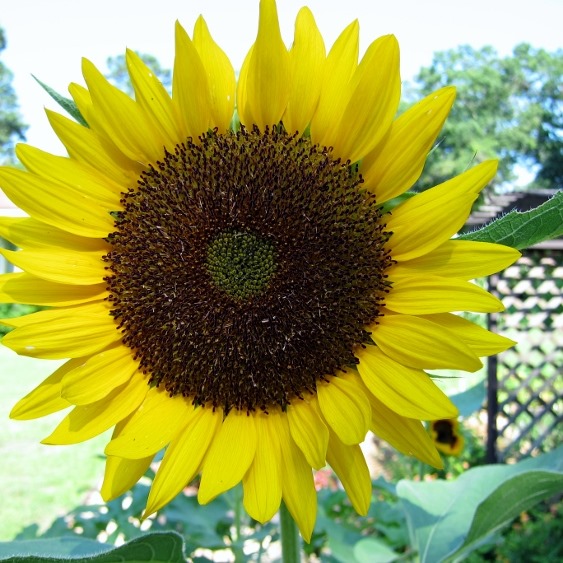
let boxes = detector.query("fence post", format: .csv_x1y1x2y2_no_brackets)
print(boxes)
486,274,499,464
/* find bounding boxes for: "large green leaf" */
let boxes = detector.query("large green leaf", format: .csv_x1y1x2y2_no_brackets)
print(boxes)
0,531,185,562
396,447,563,563
0,538,110,560
450,470,563,561
353,538,401,563
459,191,563,249
319,516,364,563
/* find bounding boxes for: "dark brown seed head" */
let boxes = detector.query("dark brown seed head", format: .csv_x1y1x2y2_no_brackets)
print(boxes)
104,126,392,412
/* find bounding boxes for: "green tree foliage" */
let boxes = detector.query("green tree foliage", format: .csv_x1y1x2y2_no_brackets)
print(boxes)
0,28,27,164
105,52,171,96
410,44,562,191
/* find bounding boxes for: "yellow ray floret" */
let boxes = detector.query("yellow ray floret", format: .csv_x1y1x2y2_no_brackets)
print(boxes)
0,273,107,306
287,397,329,469
356,346,458,420
390,240,521,280
192,16,236,132
243,411,283,523
311,20,359,146
237,0,290,129
362,86,456,203
283,7,325,135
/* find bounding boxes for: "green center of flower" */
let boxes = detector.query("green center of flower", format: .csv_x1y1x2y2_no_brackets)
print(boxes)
206,230,276,300
104,126,392,413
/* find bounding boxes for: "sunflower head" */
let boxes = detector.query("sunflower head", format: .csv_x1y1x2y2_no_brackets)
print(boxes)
431,419,465,456
0,0,519,542
103,126,391,413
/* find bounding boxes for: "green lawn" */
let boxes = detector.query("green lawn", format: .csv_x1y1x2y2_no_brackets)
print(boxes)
0,347,108,540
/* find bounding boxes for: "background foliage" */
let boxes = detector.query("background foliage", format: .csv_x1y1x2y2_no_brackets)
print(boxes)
406,43,562,192
0,28,27,165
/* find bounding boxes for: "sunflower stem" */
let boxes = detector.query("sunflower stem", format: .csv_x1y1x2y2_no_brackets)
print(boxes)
232,485,245,562
280,501,301,563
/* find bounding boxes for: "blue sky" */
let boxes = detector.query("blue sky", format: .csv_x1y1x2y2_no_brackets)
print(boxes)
1,0,562,154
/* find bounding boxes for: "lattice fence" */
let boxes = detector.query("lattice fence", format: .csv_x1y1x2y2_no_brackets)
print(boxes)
486,245,563,463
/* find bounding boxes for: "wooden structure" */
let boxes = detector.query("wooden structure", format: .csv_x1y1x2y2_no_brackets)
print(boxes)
467,190,562,463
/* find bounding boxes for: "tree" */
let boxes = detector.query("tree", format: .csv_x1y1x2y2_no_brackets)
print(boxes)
105,52,171,96
409,44,562,191
0,28,27,164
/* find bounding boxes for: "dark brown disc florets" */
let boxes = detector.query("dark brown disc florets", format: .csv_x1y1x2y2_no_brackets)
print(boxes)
104,126,392,412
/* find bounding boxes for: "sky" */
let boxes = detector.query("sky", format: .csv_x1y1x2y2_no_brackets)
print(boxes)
1,0,562,155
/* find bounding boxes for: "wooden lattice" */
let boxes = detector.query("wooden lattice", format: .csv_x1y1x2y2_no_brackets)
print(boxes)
486,247,563,462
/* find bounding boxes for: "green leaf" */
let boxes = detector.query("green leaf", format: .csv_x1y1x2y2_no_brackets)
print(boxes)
396,447,563,563
33,76,89,127
321,519,364,563
450,471,563,561
0,531,185,562
353,538,401,563
459,191,563,249
0,537,111,560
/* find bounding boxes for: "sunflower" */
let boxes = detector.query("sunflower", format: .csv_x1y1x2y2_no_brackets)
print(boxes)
0,0,518,541
430,419,465,456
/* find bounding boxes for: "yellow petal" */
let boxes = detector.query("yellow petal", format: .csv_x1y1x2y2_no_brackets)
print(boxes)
15,144,123,208
9,358,82,420
356,345,458,419
420,313,516,356
327,430,371,515
0,248,106,286
237,0,290,129
362,86,456,203
69,82,93,120
279,416,316,542
243,411,283,523
198,410,257,504
385,275,504,314
0,167,114,238
283,7,326,135
311,20,359,147
371,313,482,372
317,373,371,445
173,21,211,139
82,58,169,164
385,161,498,261
1,302,120,359
101,455,153,502
332,35,401,163
390,240,521,280
0,273,107,306
368,392,443,468
42,374,148,445
0,217,108,252
193,16,236,132
61,345,138,405
145,407,222,516
46,109,142,186
126,49,181,149
287,396,328,469
105,387,197,459
235,46,253,127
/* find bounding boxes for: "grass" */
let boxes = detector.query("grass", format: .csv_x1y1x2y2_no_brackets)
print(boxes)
0,346,108,541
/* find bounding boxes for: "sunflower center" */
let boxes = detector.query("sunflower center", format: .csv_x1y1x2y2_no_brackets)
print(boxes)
104,126,392,413
206,230,276,300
